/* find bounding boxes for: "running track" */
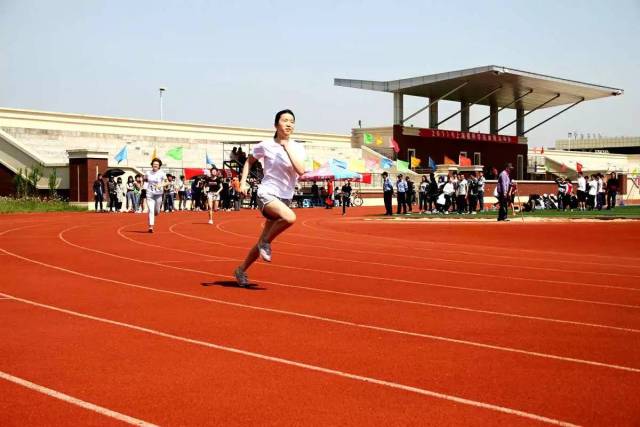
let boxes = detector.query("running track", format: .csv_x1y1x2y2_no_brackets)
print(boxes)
1,208,639,426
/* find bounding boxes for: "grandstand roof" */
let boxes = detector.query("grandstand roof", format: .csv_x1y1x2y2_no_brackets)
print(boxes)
335,65,623,111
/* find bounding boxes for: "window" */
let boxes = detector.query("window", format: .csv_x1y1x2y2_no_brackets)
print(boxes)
473,152,481,165
517,155,524,180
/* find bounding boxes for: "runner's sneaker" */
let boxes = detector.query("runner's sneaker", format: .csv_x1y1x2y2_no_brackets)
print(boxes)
234,267,249,287
258,240,272,262
208,219,213,225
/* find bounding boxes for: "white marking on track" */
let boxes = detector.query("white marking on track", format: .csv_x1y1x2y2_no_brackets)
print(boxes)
118,224,640,333
0,369,157,426
0,291,581,427
5,228,639,373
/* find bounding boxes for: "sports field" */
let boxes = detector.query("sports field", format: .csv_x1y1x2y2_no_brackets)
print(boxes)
1,207,639,426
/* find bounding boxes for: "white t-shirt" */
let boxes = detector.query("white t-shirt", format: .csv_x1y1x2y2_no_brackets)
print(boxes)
252,139,306,199
456,179,468,196
588,180,597,196
577,176,586,192
145,170,167,196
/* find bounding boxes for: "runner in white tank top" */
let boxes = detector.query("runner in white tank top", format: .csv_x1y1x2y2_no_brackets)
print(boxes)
144,158,167,233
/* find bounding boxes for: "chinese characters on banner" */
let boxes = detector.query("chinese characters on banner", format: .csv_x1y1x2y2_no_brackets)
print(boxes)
418,128,518,144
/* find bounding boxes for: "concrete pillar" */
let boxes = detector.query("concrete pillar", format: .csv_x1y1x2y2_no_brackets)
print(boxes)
393,93,403,125
516,107,525,136
460,101,470,132
489,103,499,134
429,100,439,129
67,150,108,205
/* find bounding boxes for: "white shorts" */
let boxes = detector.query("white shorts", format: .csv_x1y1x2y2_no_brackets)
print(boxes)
207,193,220,202
257,188,291,212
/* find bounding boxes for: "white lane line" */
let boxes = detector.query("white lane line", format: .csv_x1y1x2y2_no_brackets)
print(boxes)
302,216,640,265
117,224,640,334
0,370,157,426
116,224,640,333
166,223,640,310
215,218,640,284
8,229,637,373
0,291,580,427
0,296,12,300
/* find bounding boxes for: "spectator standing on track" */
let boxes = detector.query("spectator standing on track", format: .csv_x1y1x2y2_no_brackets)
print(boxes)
341,180,352,216
382,171,393,216
221,178,231,211
555,176,568,210
406,176,415,213
477,171,486,212
577,172,587,211
468,174,479,214
107,175,117,212
311,181,320,207
133,174,143,213
606,172,619,209
596,174,606,210
249,178,259,209
442,176,454,214
164,175,176,212
396,174,408,214
587,174,597,210
496,163,513,222
234,109,306,287
177,175,187,211
126,176,136,212
206,168,222,224
456,174,468,214
427,173,438,213
93,173,105,212
325,179,334,209
418,175,428,213
115,177,126,212
144,158,167,233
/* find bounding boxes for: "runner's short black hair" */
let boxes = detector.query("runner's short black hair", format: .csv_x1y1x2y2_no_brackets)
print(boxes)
151,157,163,167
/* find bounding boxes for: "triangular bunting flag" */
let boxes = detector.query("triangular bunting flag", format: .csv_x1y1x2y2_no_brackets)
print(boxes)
167,146,183,160
390,138,400,153
428,156,436,170
151,147,157,160
114,145,128,164
444,155,456,165
363,133,374,145
576,162,583,173
396,159,410,172
410,157,421,168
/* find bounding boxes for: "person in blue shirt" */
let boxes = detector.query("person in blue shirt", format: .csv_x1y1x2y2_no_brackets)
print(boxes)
382,171,393,216
396,174,408,214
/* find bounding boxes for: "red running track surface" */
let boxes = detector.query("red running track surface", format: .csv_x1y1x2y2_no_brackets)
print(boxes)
0,208,639,426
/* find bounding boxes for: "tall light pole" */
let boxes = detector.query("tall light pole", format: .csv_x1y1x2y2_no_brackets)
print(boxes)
159,87,166,120
567,132,572,151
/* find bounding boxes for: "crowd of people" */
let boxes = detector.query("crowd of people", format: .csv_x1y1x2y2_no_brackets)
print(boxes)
554,172,619,211
381,170,487,216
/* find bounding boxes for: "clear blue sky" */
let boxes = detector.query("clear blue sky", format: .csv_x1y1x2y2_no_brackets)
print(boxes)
1,0,638,146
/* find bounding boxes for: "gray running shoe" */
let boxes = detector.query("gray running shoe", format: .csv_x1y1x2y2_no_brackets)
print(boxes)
234,267,249,287
258,240,272,262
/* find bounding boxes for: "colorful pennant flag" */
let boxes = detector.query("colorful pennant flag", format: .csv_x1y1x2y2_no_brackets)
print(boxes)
444,155,456,165
375,136,384,146
114,145,128,164
576,162,583,173
428,156,436,170
363,133,374,145
151,147,157,160
348,159,366,173
206,152,214,167
390,138,400,153
410,157,421,168
380,157,394,169
396,159,410,172
561,163,567,172
167,146,183,161
313,160,322,170
365,158,378,171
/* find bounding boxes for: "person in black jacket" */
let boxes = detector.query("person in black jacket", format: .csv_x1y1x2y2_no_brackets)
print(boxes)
107,175,117,212
341,180,352,216
93,174,105,212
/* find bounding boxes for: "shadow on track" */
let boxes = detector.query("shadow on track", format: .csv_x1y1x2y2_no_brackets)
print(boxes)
201,281,266,291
